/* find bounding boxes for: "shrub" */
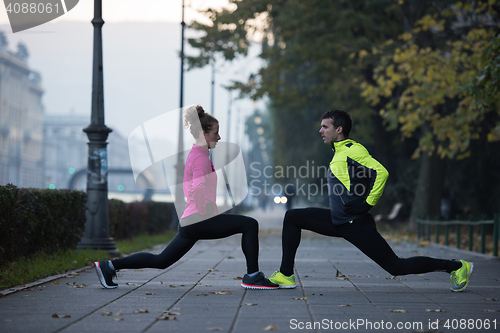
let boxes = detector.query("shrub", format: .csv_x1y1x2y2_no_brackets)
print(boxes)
0,184,87,266
108,200,174,240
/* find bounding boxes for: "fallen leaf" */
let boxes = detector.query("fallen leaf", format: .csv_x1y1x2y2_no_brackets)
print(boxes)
66,282,76,285
156,314,177,320
133,309,149,314
160,311,182,316
208,328,222,331
212,291,232,295
196,294,208,297
126,283,138,286
338,304,351,307
292,297,307,300
260,324,278,331
418,241,430,247
145,292,155,295
115,311,124,315
234,277,243,280
208,269,219,272
102,312,113,316
245,303,257,306
424,309,445,312
53,282,59,285
227,256,234,259
52,313,71,318
389,309,408,313
194,282,201,285
386,276,405,280
112,318,123,321
137,297,146,299
169,285,185,288
482,297,498,301
73,284,86,288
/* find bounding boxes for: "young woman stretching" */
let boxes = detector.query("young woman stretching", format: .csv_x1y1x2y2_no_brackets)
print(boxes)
94,105,278,290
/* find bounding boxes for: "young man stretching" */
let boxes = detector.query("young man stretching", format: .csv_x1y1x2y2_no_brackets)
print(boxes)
268,109,472,292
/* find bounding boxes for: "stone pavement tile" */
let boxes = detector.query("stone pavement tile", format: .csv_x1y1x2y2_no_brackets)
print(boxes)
237,299,308,319
2,313,74,333
303,290,371,305
1,221,500,333
422,290,495,304
360,291,433,303
442,305,500,318
60,313,156,333
234,316,314,333
147,315,235,333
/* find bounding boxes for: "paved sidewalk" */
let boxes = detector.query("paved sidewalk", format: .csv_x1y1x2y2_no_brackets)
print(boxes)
1,206,499,333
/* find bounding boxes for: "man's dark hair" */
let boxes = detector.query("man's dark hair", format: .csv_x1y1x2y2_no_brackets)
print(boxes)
321,109,352,138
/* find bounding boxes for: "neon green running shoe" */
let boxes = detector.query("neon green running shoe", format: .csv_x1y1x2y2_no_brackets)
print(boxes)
450,260,473,292
268,270,296,289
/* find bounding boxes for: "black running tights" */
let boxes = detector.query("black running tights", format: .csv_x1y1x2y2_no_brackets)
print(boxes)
279,208,461,277
112,214,260,274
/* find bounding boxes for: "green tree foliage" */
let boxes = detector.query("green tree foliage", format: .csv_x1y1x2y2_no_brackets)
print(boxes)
185,8,250,70
361,2,500,159
188,0,500,219
188,0,405,167
360,1,500,220
472,33,500,141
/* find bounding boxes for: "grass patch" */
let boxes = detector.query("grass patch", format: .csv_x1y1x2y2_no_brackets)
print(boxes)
0,231,176,291
0,249,109,290
115,231,175,254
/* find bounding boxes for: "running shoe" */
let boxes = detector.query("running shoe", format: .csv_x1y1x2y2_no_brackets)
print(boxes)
450,260,473,292
94,261,118,289
241,272,279,289
268,270,297,289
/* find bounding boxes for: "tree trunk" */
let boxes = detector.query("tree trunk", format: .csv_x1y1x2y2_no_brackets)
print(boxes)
409,133,446,230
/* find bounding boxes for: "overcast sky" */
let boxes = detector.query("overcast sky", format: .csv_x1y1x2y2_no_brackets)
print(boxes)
0,0,263,146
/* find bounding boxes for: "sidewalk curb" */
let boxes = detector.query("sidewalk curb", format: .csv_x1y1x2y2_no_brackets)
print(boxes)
0,242,170,297
427,242,499,260
0,265,93,297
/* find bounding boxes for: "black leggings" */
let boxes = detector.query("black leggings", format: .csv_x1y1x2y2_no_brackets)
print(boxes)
279,208,460,277
112,214,260,274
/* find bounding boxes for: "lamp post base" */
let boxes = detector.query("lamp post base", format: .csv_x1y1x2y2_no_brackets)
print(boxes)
77,237,121,257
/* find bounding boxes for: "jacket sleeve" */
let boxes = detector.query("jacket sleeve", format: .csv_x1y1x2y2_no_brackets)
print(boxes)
348,144,389,206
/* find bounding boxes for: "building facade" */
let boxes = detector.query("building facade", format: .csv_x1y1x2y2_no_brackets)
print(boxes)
0,33,44,188
43,114,135,193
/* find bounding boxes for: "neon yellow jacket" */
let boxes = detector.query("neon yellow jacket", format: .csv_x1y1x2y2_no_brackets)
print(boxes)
327,138,389,224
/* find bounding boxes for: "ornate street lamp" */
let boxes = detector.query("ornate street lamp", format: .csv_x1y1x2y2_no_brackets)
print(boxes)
172,0,186,229
77,0,119,256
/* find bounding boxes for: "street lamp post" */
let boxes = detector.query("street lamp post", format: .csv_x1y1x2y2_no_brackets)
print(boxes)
77,0,119,256
171,0,186,229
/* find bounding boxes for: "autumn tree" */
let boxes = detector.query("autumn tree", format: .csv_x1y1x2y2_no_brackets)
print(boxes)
361,1,500,222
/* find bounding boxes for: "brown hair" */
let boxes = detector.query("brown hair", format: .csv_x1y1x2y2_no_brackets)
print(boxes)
183,105,218,137
321,109,352,138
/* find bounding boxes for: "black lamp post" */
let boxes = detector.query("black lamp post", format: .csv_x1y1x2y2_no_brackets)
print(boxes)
172,0,186,229
77,0,119,256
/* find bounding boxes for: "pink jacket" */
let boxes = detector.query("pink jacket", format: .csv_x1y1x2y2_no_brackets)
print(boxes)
181,144,218,218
